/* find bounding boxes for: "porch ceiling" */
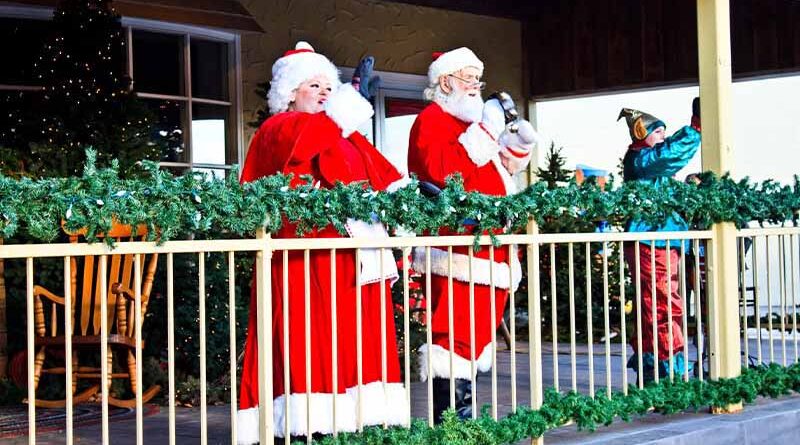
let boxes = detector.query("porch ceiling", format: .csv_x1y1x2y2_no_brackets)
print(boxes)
382,0,532,19
387,0,800,99
7,0,264,33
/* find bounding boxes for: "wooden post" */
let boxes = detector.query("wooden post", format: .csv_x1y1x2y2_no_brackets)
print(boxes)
697,0,742,413
255,228,275,443
527,219,543,444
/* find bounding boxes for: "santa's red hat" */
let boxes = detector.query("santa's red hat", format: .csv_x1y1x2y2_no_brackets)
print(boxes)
267,41,341,114
427,47,484,85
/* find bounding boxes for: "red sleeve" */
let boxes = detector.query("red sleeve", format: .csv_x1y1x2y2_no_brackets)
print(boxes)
407,105,482,188
240,112,341,184
241,111,401,190
347,132,402,191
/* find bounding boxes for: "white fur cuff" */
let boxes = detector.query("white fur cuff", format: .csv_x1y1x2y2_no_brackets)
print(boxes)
411,246,522,291
345,218,399,285
458,122,500,167
236,382,409,441
418,343,493,381
324,83,374,137
386,175,412,193
499,147,532,176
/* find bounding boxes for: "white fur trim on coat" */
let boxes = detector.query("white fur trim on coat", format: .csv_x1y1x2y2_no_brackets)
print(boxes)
324,83,374,137
236,382,408,442
458,122,500,167
418,343,493,381
345,218,399,285
385,175,412,193
491,154,518,195
410,246,522,292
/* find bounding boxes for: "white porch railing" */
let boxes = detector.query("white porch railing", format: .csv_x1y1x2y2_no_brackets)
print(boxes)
2,226,799,444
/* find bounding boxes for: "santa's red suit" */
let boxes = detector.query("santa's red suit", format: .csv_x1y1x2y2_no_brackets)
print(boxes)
407,101,527,380
237,43,408,443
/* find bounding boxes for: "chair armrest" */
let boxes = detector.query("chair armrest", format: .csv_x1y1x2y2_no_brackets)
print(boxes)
111,283,136,301
33,285,65,305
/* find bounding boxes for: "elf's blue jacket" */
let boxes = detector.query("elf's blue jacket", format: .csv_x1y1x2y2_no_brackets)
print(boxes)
622,125,701,248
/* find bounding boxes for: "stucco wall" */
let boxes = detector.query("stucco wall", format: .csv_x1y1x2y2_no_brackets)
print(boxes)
238,0,522,143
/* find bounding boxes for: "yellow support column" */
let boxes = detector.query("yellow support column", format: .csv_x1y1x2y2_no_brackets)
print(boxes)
527,219,544,445
697,0,742,413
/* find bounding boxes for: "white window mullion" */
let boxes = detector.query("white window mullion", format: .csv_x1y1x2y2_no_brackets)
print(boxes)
126,26,133,90
184,34,192,171
233,34,244,167
374,88,387,151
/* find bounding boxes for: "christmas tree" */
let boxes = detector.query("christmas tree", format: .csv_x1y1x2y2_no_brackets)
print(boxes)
526,144,627,343
0,0,163,177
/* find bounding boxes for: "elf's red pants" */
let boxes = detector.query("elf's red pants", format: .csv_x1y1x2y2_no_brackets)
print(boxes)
624,243,685,361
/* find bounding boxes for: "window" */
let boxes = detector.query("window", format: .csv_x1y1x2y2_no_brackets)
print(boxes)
343,69,428,175
126,19,242,177
0,9,49,154
375,92,427,174
0,7,243,177
0,16,48,88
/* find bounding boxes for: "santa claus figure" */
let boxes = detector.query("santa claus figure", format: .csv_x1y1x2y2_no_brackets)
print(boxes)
407,47,539,422
237,42,409,443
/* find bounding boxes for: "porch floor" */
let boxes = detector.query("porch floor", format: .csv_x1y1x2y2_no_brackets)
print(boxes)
10,340,799,444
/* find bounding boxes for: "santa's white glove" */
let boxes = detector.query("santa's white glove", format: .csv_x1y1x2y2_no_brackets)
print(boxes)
393,224,416,238
480,98,507,139
501,119,540,147
499,120,539,175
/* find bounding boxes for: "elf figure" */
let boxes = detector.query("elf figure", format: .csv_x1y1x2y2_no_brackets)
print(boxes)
619,98,701,382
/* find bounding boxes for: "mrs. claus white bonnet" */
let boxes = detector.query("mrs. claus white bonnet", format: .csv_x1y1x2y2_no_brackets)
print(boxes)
267,41,342,115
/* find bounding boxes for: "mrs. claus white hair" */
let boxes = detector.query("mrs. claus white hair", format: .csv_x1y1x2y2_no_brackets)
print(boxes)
267,41,341,115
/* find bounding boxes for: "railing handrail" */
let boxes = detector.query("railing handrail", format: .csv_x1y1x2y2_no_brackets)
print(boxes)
0,230,716,259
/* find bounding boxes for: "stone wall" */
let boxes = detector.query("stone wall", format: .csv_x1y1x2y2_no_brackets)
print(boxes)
238,0,522,144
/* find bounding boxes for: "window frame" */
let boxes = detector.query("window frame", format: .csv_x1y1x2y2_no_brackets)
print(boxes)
0,5,244,172
339,68,427,154
0,4,50,92
123,17,243,173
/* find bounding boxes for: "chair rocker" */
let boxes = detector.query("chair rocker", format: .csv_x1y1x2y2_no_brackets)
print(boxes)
30,223,160,408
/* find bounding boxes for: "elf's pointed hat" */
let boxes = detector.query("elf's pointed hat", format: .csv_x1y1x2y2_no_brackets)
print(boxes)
618,108,666,141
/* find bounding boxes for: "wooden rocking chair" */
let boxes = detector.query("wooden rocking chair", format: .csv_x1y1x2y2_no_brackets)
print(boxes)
31,223,160,408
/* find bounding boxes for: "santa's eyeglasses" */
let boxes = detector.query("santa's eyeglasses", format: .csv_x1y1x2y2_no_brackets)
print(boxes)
448,74,486,90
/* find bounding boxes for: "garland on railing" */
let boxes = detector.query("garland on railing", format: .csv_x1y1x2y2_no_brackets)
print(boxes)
305,363,800,445
0,150,799,244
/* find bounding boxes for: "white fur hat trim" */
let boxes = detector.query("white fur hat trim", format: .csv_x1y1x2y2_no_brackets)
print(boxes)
427,47,484,85
267,41,342,115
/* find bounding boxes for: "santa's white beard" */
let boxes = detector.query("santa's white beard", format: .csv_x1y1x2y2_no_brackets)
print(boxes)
435,89,483,123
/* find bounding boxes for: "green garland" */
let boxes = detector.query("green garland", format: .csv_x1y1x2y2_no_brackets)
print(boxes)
0,150,799,244
303,363,800,445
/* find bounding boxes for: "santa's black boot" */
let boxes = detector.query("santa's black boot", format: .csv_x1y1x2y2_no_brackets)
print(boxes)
432,377,450,424
453,378,473,420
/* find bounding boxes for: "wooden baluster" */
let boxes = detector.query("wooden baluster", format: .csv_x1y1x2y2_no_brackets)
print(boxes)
72,352,79,395
107,346,114,392
127,350,137,394
117,294,128,337
33,347,46,391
